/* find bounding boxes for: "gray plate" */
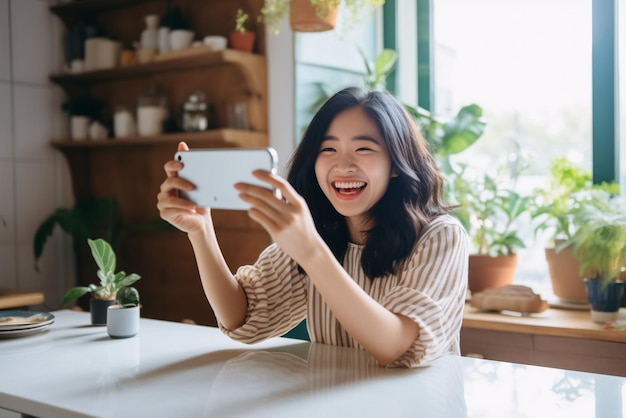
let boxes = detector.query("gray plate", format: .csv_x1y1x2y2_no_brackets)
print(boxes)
0,310,55,331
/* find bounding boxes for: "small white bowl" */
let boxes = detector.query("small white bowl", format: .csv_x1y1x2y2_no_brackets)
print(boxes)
203,36,227,51
169,30,194,51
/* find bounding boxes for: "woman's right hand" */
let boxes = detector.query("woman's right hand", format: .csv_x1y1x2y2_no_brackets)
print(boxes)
157,141,209,234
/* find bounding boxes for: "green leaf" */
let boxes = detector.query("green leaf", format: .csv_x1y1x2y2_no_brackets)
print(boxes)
441,104,486,155
61,286,91,306
373,49,398,84
114,272,141,289
88,238,116,276
116,286,140,308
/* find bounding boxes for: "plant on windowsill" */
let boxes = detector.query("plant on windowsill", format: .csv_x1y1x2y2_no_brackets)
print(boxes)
229,8,256,53
561,193,626,323
530,157,620,304
447,162,532,294
61,238,141,326
259,0,385,35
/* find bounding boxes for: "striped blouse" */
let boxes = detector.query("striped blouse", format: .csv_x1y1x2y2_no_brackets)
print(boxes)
219,214,469,368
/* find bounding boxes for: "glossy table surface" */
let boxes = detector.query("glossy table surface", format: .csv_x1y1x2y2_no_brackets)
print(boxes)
1,310,624,418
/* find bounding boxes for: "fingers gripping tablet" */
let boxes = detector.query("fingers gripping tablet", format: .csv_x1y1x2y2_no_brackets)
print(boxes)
175,147,279,210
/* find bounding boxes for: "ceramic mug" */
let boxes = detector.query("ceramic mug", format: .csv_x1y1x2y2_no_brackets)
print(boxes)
107,305,140,338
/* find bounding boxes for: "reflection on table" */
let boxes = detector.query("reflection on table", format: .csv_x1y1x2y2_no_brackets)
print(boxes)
0,310,624,418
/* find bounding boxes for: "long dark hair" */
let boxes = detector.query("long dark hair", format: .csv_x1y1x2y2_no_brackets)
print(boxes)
287,87,450,279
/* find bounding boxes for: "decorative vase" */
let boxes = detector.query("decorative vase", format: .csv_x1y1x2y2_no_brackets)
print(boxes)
107,305,140,338
90,298,116,326
545,245,588,304
468,254,518,294
141,14,159,50
584,279,625,324
228,32,256,53
289,0,338,32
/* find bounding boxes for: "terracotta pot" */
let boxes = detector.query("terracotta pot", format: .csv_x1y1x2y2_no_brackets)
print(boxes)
545,246,588,304
468,254,518,294
289,0,338,32
228,31,256,53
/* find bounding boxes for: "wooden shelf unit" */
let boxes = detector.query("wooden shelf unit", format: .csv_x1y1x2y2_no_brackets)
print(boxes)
49,0,269,326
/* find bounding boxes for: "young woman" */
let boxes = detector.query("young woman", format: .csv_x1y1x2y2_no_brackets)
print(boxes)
157,87,468,367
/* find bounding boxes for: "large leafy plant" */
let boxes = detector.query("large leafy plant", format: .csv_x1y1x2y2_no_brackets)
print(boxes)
448,163,531,257
61,238,140,305
531,157,620,245
33,196,118,272
563,193,626,287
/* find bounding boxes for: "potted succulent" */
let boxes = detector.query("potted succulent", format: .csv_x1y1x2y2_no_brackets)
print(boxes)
447,163,531,293
107,286,141,338
530,157,620,304
563,193,626,323
61,238,141,326
259,0,385,34
229,9,256,53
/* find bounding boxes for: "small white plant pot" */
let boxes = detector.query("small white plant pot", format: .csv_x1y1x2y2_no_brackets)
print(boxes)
107,305,140,338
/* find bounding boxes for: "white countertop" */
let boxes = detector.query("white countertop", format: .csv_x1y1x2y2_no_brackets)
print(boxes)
0,310,624,418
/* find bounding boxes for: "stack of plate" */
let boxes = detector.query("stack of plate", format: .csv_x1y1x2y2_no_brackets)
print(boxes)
0,310,55,339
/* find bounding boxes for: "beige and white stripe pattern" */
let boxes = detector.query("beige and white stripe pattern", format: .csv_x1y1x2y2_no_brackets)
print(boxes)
220,214,469,368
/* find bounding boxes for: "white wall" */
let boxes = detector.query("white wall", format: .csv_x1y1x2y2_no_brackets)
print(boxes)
0,0,71,311
0,0,296,311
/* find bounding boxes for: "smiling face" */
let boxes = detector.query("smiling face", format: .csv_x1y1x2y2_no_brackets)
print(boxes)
314,106,396,242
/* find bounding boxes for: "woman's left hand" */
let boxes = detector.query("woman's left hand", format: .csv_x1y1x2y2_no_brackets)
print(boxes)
235,170,322,264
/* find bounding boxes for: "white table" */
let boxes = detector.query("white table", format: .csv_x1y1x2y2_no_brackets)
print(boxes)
0,310,624,418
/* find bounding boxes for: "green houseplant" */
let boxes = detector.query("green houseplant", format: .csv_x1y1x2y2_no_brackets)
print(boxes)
230,8,256,52
259,0,385,34
61,238,141,326
34,196,118,278
447,163,531,293
530,157,620,304
563,193,626,323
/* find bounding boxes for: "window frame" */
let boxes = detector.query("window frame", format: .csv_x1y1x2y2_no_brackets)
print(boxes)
387,0,621,184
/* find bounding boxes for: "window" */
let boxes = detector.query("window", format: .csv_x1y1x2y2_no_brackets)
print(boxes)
430,0,593,293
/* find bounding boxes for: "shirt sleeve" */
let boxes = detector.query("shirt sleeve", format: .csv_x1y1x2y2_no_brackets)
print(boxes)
218,244,308,344
380,218,469,368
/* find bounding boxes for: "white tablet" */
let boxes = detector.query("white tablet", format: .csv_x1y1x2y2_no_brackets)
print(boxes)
175,147,279,210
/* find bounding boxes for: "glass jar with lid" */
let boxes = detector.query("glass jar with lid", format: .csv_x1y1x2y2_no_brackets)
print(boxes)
181,90,209,132
137,86,167,136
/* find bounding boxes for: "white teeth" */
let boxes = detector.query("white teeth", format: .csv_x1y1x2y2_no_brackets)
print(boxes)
334,181,365,189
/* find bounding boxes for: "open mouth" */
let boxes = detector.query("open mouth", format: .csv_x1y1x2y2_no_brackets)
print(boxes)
332,181,367,195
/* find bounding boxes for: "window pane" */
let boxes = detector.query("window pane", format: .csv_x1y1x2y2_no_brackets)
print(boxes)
433,0,592,294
